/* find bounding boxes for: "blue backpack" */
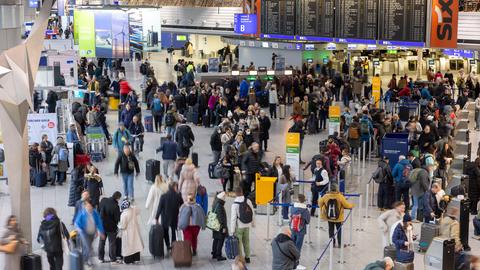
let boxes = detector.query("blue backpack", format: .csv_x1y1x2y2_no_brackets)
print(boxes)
58,148,68,161
152,99,162,112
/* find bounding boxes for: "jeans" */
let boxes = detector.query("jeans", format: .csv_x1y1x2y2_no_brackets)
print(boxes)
473,217,480,236
55,171,66,184
162,159,175,180
166,126,176,138
121,173,134,199
46,251,63,270
291,230,306,252
183,225,201,252
411,195,424,220
153,114,163,132
282,205,289,220
319,113,327,129
212,151,221,164
328,222,342,246
79,232,95,265
269,103,277,118
98,231,117,262
212,234,226,258
163,224,177,249
476,109,480,129
235,227,250,258
395,185,410,209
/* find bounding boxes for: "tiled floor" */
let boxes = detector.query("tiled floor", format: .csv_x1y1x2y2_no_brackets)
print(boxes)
0,58,478,269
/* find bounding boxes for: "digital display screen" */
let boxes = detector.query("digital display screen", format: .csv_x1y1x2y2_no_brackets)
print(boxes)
176,35,187,41
234,14,258,34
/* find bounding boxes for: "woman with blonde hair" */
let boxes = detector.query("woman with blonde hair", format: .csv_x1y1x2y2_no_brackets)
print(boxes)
178,159,200,202
178,193,206,256
145,175,168,225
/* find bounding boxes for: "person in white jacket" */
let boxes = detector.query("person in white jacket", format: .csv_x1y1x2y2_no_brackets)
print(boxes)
268,85,279,119
230,187,255,264
145,175,168,225
118,200,144,264
377,201,405,247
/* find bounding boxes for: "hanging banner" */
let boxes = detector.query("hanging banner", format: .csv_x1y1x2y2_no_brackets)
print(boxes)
76,10,96,57
285,132,300,179
430,0,458,48
94,11,113,58
328,105,341,135
372,76,381,108
27,113,58,146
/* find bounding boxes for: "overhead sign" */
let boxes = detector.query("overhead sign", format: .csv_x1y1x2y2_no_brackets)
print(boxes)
443,49,473,58
234,14,258,34
430,0,458,48
285,133,300,180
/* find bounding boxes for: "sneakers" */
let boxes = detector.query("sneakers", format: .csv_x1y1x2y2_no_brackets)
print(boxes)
111,260,122,266
295,265,307,270
217,256,227,261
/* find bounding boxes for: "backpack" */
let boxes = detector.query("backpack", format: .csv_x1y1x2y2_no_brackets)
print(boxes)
409,168,423,185
235,200,253,224
402,164,411,178
58,148,68,161
372,166,385,184
360,119,370,135
165,112,175,127
290,214,303,232
152,99,162,112
325,198,340,220
348,126,360,139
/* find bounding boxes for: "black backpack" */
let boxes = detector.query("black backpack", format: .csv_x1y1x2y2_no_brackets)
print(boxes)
165,113,175,127
325,198,340,220
372,166,385,184
235,200,253,224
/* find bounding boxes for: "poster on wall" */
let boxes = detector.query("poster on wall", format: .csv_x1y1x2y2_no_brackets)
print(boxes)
208,58,220,72
94,11,113,58
128,11,143,58
27,113,58,146
76,10,96,57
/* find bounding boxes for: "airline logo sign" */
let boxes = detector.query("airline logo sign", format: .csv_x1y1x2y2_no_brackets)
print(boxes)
430,0,459,48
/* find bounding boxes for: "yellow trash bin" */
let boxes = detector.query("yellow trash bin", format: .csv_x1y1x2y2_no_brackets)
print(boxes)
108,97,120,111
255,173,277,206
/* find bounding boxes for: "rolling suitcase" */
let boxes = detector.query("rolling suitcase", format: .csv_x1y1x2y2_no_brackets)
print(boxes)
145,159,160,182
191,152,198,168
149,224,164,258
394,262,414,270
172,240,192,267
34,169,47,187
279,104,286,119
224,235,239,260
208,162,217,179
399,106,410,122
383,245,397,261
419,222,440,252
70,249,84,270
21,253,42,270
123,252,140,264
144,115,154,132
203,112,210,128
186,107,194,123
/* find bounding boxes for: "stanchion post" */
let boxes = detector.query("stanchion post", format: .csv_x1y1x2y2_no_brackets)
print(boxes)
265,203,271,241
364,182,370,218
349,209,353,246
329,241,333,270
307,224,312,245
278,193,283,226
362,141,366,168
340,229,345,264
358,194,363,223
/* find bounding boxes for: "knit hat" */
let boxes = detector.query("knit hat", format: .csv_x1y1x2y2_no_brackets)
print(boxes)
403,213,412,223
120,199,130,211
216,191,226,201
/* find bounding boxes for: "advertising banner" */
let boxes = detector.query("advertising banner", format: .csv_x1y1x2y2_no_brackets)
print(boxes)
208,58,220,72
27,113,58,146
285,133,300,179
382,133,409,169
430,0,458,48
372,76,381,108
94,11,113,58
76,10,96,57
113,11,130,59
328,105,341,135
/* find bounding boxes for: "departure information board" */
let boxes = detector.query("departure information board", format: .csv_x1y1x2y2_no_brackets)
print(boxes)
335,0,377,42
295,0,335,39
378,0,427,46
261,0,296,37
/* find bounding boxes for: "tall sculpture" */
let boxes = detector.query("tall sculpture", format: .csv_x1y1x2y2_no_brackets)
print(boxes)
0,0,54,244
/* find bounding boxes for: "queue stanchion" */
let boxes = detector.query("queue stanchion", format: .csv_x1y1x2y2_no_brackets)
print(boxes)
349,208,353,246
307,223,312,245
277,192,283,226
265,202,271,241
362,141,366,168
339,226,345,264
364,180,370,218
356,151,361,175
329,240,334,270
358,194,364,229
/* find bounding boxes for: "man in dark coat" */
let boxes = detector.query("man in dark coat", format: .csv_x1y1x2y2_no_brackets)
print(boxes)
156,181,184,250
37,208,70,270
175,119,195,158
211,192,228,261
46,90,58,113
258,110,271,152
241,142,261,198
98,191,122,263
271,227,300,270
423,182,442,223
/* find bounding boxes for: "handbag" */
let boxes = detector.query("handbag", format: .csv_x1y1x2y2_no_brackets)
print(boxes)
0,240,18,254
206,205,221,232
50,153,59,165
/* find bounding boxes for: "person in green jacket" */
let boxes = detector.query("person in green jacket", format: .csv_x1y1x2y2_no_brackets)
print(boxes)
363,257,394,270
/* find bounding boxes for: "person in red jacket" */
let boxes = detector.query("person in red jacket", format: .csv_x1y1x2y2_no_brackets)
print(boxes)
398,86,411,98
119,73,132,103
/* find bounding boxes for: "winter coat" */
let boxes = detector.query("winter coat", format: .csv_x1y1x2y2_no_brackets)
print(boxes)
145,183,168,225
363,260,388,270
114,152,140,175
239,80,249,98
271,233,300,270
121,108,136,128
410,167,430,197
230,196,255,232
112,128,131,151
119,80,132,95
377,209,403,235
52,144,69,172
178,202,206,230
175,124,195,150
1,226,26,270
84,174,103,207
178,164,200,202
157,140,177,160
212,199,228,239
258,116,271,140
318,192,353,223
99,196,121,233
392,223,414,263
392,159,411,183
46,91,58,113
74,208,104,235
289,202,311,233
68,168,85,207
279,175,292,204
118,207,144,257
37,216,69,254
155,189,184,227
423,190,441,219
242,150,261,175
439,216,462,251
269,89,278,104
210,132,222,152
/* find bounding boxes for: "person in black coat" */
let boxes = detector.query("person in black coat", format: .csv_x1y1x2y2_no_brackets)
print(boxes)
46,90,58,113
68,165,86,207
175,120,195,158
210,128,223,164
98,191,122,263
37,208,69,270
211,192,228,261
258,111,271,152
155,181,184,250
241,143,261,198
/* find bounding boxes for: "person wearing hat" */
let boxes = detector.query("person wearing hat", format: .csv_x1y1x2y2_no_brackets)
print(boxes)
112,122,131,154
211,191,228,261
391,214,415,263
118,199,143,264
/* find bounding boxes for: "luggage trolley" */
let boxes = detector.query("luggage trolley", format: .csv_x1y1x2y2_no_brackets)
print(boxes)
86,126,108,162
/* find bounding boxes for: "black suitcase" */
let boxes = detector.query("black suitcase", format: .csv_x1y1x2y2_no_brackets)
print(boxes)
203,113,210,128
145,159,160,182
70,249,84,270
208,162,217,179
149,224,164,258
399,106,410,122
191,152,198,168
419,222,440,252
383,245,396,261
21,253,42,270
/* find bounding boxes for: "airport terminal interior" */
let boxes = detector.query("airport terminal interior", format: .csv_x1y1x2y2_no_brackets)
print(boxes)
0,0,480,269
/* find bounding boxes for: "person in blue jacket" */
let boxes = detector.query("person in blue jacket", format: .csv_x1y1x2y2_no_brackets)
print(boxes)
420,85,432,101
254,76,262,93
120,103,136,128
112,122,131,154
391,156,412,208
392,214,415,263
156,134,178,180
66,123,80,144
74,199,105,267
239,79,249,99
